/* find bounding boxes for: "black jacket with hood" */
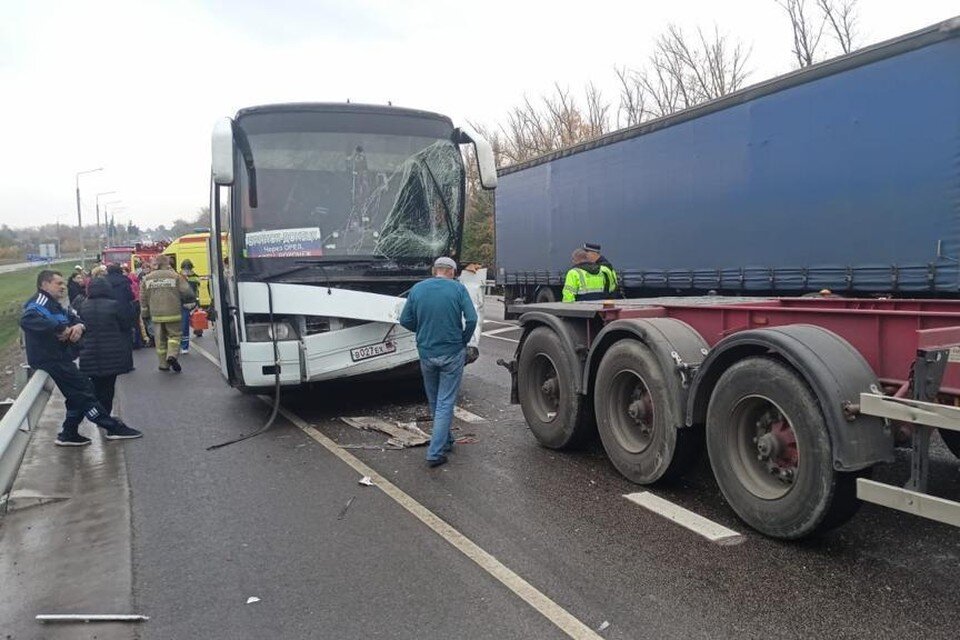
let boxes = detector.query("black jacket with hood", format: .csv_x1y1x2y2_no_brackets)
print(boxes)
78,279,134,377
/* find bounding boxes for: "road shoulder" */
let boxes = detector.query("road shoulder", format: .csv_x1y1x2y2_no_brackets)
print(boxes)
0,390,135,639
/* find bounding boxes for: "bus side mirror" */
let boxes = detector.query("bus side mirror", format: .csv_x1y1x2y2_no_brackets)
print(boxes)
456,127,498,190
212,117,235,186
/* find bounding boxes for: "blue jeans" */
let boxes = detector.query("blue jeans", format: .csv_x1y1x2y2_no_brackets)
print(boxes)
180,308,190,351
420,349,466,461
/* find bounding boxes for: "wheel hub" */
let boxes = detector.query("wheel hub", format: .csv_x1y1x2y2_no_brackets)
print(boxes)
753,413,798,485
541,377,558,401
607,371,656,454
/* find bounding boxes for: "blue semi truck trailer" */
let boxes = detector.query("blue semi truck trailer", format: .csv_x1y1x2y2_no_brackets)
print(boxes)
495,17,960,304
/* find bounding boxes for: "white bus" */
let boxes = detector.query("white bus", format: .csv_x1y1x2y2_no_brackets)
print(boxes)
208,103,497,391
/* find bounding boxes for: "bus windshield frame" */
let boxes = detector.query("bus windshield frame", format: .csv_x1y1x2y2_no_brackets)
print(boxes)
230,107,466,279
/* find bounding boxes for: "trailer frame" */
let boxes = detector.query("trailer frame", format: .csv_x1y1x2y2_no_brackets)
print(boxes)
501,297,960,536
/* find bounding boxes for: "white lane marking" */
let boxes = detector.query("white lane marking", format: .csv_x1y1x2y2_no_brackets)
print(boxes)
453,406,486,423
483,326,521,337
624,492,744,546
482,333,520,344
191,341,601,639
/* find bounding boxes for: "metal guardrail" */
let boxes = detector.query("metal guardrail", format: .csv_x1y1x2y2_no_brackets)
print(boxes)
0,371,52,500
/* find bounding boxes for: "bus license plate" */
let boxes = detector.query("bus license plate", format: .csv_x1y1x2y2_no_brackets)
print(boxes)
350,341,397,362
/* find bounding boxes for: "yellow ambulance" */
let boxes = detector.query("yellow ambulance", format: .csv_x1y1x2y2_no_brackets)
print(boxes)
162,232,228,308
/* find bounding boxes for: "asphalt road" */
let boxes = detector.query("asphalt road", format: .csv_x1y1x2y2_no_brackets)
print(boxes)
118,298,960,639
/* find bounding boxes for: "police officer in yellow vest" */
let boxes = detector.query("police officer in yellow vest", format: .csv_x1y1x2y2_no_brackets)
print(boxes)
562,248,618,302
583,241,619,295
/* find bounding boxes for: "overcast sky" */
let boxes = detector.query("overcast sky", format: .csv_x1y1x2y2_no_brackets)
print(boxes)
1,0,957,230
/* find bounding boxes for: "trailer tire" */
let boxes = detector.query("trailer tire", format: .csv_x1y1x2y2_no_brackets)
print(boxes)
534,287,557,304
940,428,960,459
594,339,698,484
706,356,860,539
518,326,594,449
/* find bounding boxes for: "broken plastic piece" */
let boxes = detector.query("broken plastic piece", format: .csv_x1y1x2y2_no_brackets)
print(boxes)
598,620,610,632
359,476,374,486
337,496,356,520
246,597,261,604
341,416,429,448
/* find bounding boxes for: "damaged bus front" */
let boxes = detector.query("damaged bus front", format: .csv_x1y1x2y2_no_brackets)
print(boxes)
207,103,497,391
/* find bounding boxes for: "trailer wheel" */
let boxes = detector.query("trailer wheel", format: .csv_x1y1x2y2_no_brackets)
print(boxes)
534,287,557,304
706,356,860,539
518,327,594,449
594,339,698,484
940,428,960,459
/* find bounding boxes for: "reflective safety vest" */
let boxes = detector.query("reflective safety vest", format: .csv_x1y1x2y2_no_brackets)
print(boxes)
563,267,609,302
600,265,618,294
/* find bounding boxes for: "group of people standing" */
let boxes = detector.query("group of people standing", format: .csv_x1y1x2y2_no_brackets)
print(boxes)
20,255,201,447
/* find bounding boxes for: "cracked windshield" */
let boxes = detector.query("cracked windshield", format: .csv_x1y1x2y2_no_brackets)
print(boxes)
238,130,463,262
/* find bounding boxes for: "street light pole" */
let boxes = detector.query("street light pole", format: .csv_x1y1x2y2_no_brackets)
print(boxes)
75,167,103,269
96,191,117,258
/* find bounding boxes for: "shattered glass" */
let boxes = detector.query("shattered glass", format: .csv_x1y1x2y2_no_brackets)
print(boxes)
375,141,463,258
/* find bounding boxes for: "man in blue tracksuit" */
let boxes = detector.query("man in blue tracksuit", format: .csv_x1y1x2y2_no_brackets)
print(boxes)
399,257,477,468
20,269,142,446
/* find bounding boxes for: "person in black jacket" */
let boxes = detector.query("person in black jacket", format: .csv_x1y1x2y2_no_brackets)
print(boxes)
20,270,142,446
104,263,136,324
67,270,86,308
79,278,135,415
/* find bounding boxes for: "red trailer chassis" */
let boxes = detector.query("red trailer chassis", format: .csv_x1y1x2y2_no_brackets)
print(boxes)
503,297,960,539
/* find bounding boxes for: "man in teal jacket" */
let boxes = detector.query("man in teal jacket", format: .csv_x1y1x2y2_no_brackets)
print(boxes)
399,257,478,468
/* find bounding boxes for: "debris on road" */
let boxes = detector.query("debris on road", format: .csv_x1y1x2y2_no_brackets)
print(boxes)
246,597,260,604
455,435,479,444
36,613,150,623
339,443,399,451
337,496,356,520
341,416,430,448
598,620,610,632
358,476,374,486
453,406,486,423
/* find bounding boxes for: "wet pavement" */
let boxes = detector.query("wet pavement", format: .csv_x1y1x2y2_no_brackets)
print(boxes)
2,297,959,639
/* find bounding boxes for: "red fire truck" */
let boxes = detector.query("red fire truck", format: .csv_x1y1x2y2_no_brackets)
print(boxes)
100,241,168,268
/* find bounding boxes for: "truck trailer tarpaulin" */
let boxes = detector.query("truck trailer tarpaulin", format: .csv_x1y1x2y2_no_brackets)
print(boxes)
495,17,960,299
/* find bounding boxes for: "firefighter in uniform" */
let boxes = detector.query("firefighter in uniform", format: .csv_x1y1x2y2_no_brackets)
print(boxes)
20,269,142,446
562,248,617,302
141,255,195,372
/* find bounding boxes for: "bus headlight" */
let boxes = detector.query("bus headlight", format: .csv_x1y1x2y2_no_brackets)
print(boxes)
245,321,296,342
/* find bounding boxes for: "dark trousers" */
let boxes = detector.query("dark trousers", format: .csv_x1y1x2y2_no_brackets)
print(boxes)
90,375,118,415
38,361,119,436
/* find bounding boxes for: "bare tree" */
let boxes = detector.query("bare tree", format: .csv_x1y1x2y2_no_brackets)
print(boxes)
489,24,750,162
777,0,825,67
777,0,859,66
493,83,614,165
616,24,751,122
614,66,646,128
818,0,858,54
